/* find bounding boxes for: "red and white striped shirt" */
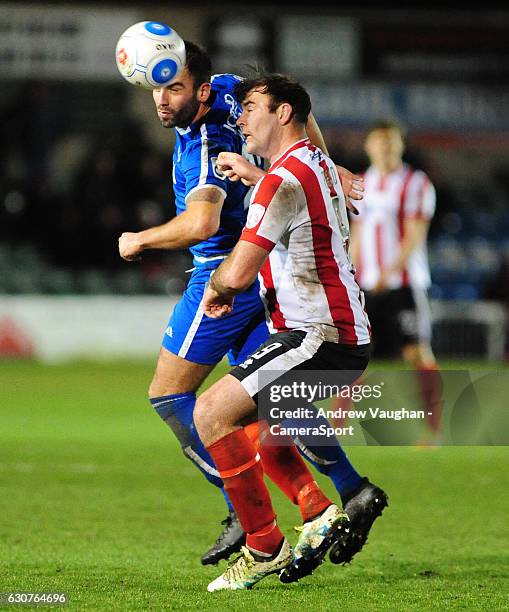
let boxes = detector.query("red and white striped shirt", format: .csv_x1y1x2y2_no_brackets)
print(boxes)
240,139,370,346
353,163,436,290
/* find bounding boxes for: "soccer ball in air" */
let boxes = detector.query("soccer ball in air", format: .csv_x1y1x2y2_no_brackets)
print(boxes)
115,21,186,89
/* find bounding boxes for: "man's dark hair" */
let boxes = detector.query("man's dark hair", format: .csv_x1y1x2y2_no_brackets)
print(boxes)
184,41,212,89
367,119,407,140
234,73,311,125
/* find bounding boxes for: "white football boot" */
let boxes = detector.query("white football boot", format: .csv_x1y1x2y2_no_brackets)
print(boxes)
207,539,293,592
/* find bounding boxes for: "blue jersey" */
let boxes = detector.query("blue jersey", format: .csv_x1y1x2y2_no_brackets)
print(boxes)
164,74,269,368
172,73,261,261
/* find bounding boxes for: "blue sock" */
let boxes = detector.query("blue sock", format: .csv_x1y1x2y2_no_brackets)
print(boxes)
282,409,362,503
150,393,233,512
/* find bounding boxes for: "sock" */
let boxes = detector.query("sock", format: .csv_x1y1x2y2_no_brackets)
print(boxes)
297,481,333,522
207,429,284,555
282,409,363,503
244,421,262,451
150,393,233,511
256,422,332,522
416,365,443,434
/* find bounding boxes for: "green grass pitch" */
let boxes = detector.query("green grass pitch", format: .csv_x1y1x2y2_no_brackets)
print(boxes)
1,359,508,610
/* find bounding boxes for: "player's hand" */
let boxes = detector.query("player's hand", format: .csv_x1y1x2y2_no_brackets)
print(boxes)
203,285,234,318
118,232,143,261
372,273,389,294
216,152,265,187
336,166,364,215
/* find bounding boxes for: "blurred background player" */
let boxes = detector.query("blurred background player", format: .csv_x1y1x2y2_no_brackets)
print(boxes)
118,42,386,567
349,120,442,443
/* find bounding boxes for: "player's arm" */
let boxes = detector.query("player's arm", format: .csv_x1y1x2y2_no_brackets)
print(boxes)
388,217,430,272
118,187,224,261
306,113,362,215
348,218,362,269
203,241,269,318
374,218,430,292
216,153,265,187
374,173,435,292
204,173,292,317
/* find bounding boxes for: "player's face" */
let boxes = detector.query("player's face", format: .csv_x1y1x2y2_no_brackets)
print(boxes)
237,89,278,158
152,68,201,129
365,128,405,168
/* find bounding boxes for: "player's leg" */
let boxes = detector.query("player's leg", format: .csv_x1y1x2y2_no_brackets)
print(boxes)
150,355,246,566
187,280,269,565
195,375,294,591
230,314,367,509
149,348,242,529
270,342,387,576
196,331,348,590
403,342,442,439
327,293,394,565
229,312,385,570
149,346,219,485
151,275,227,492
199,369,338,540
272,340,386,581
155,266,261,462
398,286,442,440
150,266,253,563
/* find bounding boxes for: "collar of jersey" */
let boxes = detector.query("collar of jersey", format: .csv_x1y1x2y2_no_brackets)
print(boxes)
174,108,213,139
175,119,205,139
269,138,310,171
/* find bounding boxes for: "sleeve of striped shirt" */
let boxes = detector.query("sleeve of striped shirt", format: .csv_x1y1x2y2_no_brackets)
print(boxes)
403,170,436,220
182,139,228,203
240,174,296,252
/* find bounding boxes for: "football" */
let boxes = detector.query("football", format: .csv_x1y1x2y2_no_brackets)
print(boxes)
115,21,186,89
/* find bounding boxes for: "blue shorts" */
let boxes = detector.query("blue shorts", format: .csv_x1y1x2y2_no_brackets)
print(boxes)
162,264,270,366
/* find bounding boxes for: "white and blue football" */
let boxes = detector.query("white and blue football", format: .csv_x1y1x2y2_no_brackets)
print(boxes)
115,21,186,89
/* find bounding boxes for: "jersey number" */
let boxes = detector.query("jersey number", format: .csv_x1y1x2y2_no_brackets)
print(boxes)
239,342,283,369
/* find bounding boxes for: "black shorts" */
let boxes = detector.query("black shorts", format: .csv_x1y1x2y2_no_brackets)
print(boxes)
229,328,371,404
364,286,431,358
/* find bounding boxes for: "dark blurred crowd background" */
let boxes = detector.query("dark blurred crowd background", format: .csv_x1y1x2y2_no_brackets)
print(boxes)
0,80,191,295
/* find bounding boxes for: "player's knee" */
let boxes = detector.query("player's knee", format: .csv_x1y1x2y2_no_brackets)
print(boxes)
148,376,162,399
148,373,181,399
193,396,209,438
194,390,224,446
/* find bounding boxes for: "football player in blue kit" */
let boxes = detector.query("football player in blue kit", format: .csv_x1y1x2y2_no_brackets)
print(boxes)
118,41,387,569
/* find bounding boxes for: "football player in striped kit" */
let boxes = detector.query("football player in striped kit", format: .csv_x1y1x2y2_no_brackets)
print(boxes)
350,120,442,443
197,74,379,591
